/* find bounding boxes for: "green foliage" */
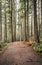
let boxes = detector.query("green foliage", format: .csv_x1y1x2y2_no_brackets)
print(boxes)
20,0,25,2
0,42,7,51
33,42,42,52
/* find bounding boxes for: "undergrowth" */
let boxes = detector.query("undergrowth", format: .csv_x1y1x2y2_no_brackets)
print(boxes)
0,42,9,51
32,41,42,52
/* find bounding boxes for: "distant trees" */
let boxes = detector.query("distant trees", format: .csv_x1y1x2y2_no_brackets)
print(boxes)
0,0,42,43
1,0,16,42
19,0,29,41
10,0,16,42
11,0,16,41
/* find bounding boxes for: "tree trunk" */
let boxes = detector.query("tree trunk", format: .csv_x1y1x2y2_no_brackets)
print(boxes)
10,0,14,42
24,0,29,41
12,0,16,41
24,0,26,41
4,0,7,42
0,0,2,41
41,0,42,24
34,0,40,42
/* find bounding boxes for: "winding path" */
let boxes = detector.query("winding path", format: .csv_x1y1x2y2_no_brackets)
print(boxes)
0,42,42,65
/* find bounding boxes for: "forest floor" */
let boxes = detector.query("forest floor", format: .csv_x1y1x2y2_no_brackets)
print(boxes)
0,42,42,65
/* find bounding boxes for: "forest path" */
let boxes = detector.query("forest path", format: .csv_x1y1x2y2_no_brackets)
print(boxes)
0,42,42,65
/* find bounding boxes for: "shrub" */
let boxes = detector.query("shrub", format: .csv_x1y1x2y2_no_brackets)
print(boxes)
0,42,7,51
33,42,42,52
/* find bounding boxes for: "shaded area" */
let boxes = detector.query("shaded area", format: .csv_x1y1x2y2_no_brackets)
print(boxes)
0,42,42,65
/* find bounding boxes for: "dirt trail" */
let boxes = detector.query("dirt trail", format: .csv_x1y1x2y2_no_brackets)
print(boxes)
0,42,42,65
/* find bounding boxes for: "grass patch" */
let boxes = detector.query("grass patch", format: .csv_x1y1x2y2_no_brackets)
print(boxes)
32,41,42,52
0,42,8,51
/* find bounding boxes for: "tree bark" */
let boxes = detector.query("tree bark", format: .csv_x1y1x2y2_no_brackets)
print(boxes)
24,0,26,41
34,0,40,42
0,0,2,41
24,0,29,41
10,0,14,42
4,0,7,42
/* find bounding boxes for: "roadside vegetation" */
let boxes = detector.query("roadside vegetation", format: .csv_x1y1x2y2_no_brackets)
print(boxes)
0,42,10,51
32,41,42,52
